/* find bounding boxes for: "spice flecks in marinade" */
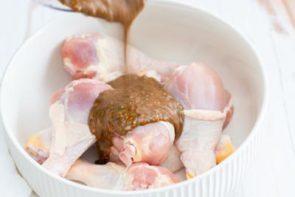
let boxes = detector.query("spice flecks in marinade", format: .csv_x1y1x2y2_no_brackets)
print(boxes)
88,74,184,161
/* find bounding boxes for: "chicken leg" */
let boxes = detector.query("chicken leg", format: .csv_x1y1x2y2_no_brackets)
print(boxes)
111,121,175,166
62,33,178,82
165,63,233,178
42,79,111,176
66,159,178,190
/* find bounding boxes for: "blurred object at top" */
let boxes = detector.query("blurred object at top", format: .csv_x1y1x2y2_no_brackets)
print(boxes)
33,0,72,11
258,0,295,34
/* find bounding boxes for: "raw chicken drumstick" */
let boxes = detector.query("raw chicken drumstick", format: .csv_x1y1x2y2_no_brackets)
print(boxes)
165,63,233,178
42,79,112,176
160,145,183,172
62,33,178,82
66,160,178,190
111,121,175,166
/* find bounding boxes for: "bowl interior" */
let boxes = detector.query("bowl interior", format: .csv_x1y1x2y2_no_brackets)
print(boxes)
1,0,264,190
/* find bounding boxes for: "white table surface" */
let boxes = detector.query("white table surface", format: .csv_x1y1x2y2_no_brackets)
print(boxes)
1,0,295,196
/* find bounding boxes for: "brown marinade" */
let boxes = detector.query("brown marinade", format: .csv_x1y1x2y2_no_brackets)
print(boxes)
59,0,145,26
88,74,184,162
58,0,146,68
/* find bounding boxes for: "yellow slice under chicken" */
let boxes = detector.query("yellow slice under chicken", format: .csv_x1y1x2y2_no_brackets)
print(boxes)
24,128,51,164
215,134,235,164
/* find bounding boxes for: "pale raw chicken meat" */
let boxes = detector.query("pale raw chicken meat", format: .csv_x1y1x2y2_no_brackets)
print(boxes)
160,134,235,173
62,34,98,79
174,168,186,182
173,137,234,180
42,79,112,176
111,121,175,166
165,63,230,111
160,145,183,173
62,33,178,82
165,63,233,178
66,159,178,190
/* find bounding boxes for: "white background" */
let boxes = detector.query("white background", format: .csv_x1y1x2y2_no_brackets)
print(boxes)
0,0,295,196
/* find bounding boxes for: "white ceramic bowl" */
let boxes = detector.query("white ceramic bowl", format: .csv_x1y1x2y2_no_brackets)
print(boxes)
1,1,267,197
